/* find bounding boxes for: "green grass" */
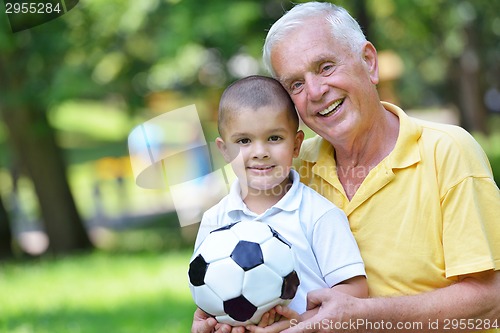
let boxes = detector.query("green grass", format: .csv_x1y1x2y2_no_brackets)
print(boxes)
0,250,196,333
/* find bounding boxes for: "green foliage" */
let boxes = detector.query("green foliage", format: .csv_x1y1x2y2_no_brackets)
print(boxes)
474,131,500,186
2,0,497,128
365,0,500,109
0,251,195,333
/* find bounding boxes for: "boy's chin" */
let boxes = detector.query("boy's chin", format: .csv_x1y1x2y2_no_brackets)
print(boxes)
247,180,286,193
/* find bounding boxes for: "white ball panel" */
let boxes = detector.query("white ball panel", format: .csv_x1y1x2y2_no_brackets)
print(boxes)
242,264,282,306
205,258,244,300
260,237,294,277
196,230,239,263
230,221,272,244
192,284,225,316
216,314,251,326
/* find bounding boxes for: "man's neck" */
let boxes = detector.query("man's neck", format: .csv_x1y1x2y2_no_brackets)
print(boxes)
334,107,400,200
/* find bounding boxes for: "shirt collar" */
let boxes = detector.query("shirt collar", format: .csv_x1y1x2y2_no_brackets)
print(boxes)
382,102,422,169
226,169,302,220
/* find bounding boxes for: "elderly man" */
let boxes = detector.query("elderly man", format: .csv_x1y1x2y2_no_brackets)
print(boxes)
192,2,500,333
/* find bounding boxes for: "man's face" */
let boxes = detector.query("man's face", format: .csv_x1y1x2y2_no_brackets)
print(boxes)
270,18,379,145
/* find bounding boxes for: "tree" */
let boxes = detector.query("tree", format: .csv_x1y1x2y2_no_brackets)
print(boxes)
366,0,500,133
0,0,275,254
0,13,92,254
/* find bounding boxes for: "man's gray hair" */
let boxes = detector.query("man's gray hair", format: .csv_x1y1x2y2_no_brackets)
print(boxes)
263,2,367,77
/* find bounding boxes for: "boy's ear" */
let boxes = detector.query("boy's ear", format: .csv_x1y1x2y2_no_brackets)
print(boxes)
215,137,231,163
293,130,305,158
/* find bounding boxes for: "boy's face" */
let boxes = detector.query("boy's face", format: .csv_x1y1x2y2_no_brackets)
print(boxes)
216,106,304,196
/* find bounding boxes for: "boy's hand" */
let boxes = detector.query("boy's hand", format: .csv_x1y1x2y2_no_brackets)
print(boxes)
191,308,246,333
255,306,281,328
246,305,301,333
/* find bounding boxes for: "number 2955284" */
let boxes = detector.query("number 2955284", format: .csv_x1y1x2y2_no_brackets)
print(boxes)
5,2,62,14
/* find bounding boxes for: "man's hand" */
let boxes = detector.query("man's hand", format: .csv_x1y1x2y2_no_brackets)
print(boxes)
281,289,362,333
282,271,500,332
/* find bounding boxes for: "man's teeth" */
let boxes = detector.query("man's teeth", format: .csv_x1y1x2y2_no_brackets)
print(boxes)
319,99,343,116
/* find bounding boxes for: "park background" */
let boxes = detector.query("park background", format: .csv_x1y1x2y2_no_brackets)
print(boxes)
0,0,499,332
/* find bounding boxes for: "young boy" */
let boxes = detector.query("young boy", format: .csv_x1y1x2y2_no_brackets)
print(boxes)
192,75,367,333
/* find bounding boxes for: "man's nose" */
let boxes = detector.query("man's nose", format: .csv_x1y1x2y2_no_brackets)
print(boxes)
305,75,327,102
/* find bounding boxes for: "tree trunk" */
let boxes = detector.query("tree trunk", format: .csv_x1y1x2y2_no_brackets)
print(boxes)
0,31,93,255
352,0,374,44
456,23,488,134
0,104,92,254
0,194,14,259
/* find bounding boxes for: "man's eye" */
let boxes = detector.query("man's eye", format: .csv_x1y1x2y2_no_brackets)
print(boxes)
269,136,282,142
290,82,303,94
320,64,334,74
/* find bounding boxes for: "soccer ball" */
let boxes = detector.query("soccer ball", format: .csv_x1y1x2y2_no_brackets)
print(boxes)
188,221,300,326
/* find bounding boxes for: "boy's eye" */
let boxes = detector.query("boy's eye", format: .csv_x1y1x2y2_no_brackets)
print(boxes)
236,138,250,144
269,136,281,142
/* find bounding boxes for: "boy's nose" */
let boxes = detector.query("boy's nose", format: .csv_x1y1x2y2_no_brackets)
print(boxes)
252,143,269,159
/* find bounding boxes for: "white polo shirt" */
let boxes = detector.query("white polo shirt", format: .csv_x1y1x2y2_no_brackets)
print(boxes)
194,169,365,313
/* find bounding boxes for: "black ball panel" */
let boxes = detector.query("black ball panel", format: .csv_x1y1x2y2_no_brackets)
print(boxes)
281,270,300,299
231,241,263,271
188,254,208,287
223,295,258,322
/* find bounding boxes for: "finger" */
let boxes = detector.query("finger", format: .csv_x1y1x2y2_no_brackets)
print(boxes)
192,317,217,333
305,289,328,311
231,326,246,333
258,312,270,327
214,323,231,333
250,320,295,333
245,324,258,332
245,323,275,333
275,305,298,320
267,308,277,325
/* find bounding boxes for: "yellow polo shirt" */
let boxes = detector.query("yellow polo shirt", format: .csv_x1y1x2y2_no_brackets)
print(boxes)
296,102,500,299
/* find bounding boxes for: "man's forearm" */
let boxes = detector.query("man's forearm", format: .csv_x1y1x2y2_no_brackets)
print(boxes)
354,270,500,332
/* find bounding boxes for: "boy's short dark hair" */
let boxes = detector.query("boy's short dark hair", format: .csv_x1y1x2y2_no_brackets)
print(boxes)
218,75,299,137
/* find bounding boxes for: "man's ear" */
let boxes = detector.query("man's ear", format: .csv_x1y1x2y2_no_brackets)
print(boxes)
293,130,305,158
215,137,231,163
362,42,379,85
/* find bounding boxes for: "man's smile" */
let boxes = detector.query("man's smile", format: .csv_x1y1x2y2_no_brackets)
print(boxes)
318,98,345,117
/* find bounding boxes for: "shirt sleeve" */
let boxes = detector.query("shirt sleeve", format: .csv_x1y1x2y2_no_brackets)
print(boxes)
442,176,500,278
435,126,500,278
311,207,366,287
